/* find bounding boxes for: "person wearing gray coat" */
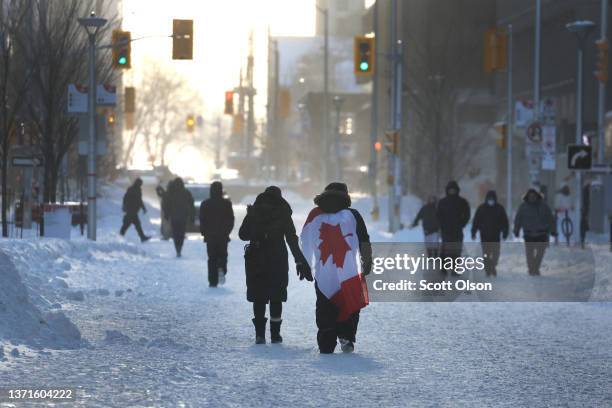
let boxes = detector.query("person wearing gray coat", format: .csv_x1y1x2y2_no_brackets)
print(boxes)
513,188,557,275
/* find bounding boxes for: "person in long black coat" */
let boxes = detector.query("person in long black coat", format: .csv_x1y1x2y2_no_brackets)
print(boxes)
120,178,150,242
436,180,470,274
471,190,509,276
200,181,234,287
239,186,312,344
163,177,194,257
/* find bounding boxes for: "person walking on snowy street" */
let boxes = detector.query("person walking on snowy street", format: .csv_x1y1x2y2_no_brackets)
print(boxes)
120,178,151,242
436,181,470,273
163,177,195,258
239,186,311,344
514,188,557,276
411,195,440,257
300,183,371,354
471,190,509,276
199,181,234,287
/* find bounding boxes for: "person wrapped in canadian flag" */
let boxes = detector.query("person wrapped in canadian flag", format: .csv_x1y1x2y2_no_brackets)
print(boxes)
300,183,372,353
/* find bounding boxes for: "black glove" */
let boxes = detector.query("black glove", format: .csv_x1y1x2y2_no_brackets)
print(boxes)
361,259,372,277
296,262,313,281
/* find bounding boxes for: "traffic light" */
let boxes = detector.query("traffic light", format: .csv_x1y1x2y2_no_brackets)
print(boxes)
186,115,195,133
112,30,131,69
494,122,507,149
224,91,234,115
107,113,115,126
484,29,507,73
354,36,375,76
124,87,135,113
173,19,193,60
278,88,291,118
595,39,609,83
374,141,382,152
384,130,399,154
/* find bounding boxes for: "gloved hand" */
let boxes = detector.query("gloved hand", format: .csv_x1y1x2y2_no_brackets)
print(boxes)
296,263,313,281
361,258,372,276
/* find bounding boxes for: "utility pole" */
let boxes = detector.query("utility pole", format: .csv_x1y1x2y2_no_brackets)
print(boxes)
597,0,608,164
388,0,402,233
507,24,514,220
316,5,330,183
532,0,542,186
567,20,595,246
79,13,107,241
369,0,380,221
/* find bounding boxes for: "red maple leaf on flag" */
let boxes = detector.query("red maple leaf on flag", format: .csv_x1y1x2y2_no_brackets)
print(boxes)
318,223,353,268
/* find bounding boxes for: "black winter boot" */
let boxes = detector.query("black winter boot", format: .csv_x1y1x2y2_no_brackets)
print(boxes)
252,318,267,344
270,319,283,344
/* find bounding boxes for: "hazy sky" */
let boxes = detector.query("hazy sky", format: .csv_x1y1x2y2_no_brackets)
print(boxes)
122,0,316,118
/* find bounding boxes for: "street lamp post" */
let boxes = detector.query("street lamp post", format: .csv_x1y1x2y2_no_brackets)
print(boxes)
333,95,344,180
566,20,595,246
316,5,330,183
78,12,107,241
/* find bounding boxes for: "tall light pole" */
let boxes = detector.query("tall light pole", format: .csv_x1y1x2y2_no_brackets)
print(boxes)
78,12,107,241
333,95,344,180
506,24,514,220
316,4,330,183
597,0,609,164
532,0,542,186
566,20,595,245
369,0,380,221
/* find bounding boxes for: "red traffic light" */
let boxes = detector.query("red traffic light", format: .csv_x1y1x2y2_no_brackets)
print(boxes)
224,91,234,115
374,141,382,152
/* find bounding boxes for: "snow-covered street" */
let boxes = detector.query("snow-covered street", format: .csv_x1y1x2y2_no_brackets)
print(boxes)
1,186,612,407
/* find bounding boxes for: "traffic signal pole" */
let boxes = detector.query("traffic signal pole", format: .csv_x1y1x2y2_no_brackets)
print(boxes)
388,0,402,233
79,14,107,241
369,0,380,221
506,25,514,221
597,0,608,164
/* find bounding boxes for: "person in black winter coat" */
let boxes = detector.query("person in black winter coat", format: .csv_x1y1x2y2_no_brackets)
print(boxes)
120,178,150,242
163,177,195,257
471,190,509,276
412,195,440,257
200,181,234,287
436,181,470,273
514,188,557,276
239,186,312,344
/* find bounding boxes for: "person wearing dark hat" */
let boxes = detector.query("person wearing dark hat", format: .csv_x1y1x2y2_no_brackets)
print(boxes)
199,181,234,287
514,188,557,275
120,178,151,242
436,180,470,274
163,177,195,258
471,190,509,276
239,186,312,344
300,183,371,354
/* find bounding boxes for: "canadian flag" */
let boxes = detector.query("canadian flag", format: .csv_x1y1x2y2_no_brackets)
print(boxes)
300,208,369,321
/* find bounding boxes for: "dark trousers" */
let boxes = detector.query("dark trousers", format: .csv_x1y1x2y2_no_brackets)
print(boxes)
171,219,187,255
440,238,463,276
253,301,282,320
120,213,146,240
524,234,548,276
315,284,360,353
480,242,500,276
206,239,228,286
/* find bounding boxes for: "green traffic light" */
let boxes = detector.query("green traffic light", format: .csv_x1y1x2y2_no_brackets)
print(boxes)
118,56,127,65
360,61,369,71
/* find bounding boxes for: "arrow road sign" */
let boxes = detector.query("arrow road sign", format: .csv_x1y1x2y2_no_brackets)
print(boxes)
12,156,43,167
567,145,592,170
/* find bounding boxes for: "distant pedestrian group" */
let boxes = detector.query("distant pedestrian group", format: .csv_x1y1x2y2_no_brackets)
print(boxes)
412,180,557,277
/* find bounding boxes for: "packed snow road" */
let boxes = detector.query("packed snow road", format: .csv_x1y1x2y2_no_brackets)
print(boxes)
1,188,612,407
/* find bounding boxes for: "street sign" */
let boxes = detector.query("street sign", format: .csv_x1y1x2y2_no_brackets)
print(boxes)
12,156,43,167
67,84,88,113
567,145,592,170
96,84,117,106
541,125,556,170
78,115,107,156
527,122,543,143
540,98,556,124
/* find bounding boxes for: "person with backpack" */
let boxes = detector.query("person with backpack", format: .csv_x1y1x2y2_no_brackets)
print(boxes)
411,195,440,257
199,181,234,287
471,190,509,276
239,186,312,344
300,183,371,354
163,177,195,258
120,178,151,242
